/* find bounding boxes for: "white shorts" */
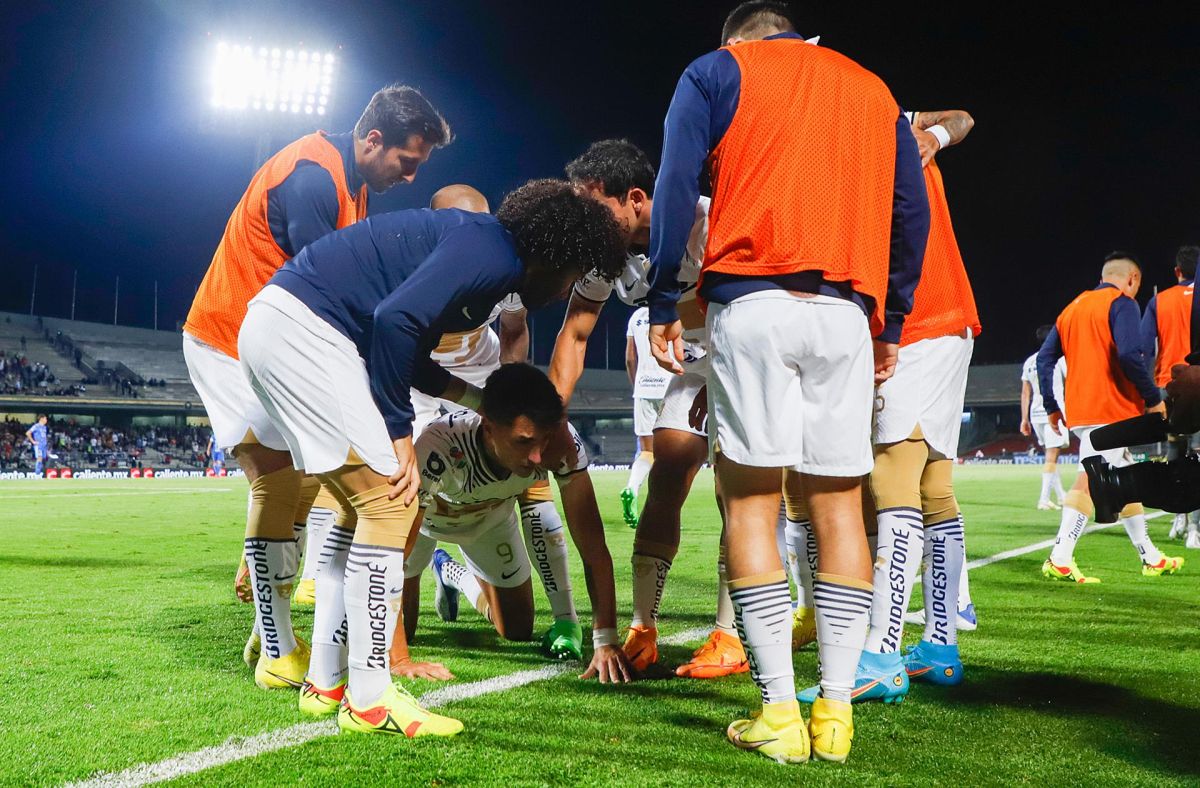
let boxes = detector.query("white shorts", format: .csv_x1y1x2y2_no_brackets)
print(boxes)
1032,419,1069,449
412,334,501,437
1074,425,1132,469
182,332,288,452
707,291,874,476
238,285,399,477
655,370,708,437
633,397,665,437
404,508,532,588
874,333,974,459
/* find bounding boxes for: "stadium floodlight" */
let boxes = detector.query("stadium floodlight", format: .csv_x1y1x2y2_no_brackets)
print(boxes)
209,40,335,117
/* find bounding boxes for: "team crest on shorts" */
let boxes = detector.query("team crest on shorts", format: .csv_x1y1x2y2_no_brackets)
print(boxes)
448,446,467,469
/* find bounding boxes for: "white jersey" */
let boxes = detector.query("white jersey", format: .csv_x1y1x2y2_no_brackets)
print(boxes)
430,293,524,367
627,307,671,399
575,197,709,356
1022,353,1067,421
416,410,588,541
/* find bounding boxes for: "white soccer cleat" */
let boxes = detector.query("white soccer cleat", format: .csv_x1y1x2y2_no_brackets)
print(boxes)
1186,532,1200,550
903,606,976,632
1037,500,1060,511
1169,513,1187,540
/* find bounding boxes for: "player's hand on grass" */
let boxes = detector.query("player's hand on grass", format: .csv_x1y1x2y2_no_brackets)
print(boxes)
688,385,708,432
234,559,252,603
649,321,685,375
1020,419,1031,437
1166,363,1200,433
580,645,633,684
873,340,899,384
388,436,419,504
1048,411,1065,435
390,658,455,681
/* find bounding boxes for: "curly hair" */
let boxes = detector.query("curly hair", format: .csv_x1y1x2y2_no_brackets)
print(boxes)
565,139,656,201
496,179,626,283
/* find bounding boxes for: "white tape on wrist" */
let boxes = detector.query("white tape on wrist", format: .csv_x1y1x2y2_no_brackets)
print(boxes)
927,124,951,150
592,627,619,649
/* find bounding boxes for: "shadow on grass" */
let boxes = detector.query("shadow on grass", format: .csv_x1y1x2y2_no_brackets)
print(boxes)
952,665,1200,777
0,553,150,569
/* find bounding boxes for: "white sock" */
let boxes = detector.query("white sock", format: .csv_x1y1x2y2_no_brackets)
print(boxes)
1049,507,1088,565
864,508,924,654
775,502,789,579
440,554,487,615
309,524,353,688
1189,511,1200,536
1052,471,1068,502
730,572,794,705
630,551,672,628
520,500,577,622
784,516,817,609
1122,513,1163,565
921,517,964,646
301,507,337,582
291,520,307,585
956,513,973,609
344,541,404,706
714,546,736,635
814,573,873,703
244,536,299,659
1039,472,1053,504
626,451,653,495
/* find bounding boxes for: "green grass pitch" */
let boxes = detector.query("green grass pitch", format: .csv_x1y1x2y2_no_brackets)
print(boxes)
2,465,1198,786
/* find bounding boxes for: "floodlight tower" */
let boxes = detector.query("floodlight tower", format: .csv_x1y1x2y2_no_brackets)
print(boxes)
204,40,339,168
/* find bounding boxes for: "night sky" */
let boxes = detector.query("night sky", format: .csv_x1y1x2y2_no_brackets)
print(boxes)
3,1,1198,366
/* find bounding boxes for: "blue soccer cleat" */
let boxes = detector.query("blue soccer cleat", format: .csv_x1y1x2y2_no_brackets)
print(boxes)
957,603,977,631
903,640,964,686
431,548,460,622
797,650,909,705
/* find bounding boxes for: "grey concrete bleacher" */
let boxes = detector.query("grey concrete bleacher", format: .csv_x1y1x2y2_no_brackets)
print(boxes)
0,313,86,388
964,363,1021,406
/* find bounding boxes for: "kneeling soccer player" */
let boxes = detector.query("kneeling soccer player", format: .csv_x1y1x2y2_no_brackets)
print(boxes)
239,179,625,737
401,364,633,682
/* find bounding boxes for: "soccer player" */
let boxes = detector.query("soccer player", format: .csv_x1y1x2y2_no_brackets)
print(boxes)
801,107,976,707
25,415,48,476
621,306,670,526
1037,253,1184,582
414,184,582,661
238,179,624,736
401,364,633,684
549,140,723,675
646,2,929,764
184,85,451,686
1021,326,1069,509
1140,245,1199,548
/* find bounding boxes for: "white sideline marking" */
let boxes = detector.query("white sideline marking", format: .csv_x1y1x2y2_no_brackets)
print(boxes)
63,511,1177,787
67,627,710,788
2,489,233,500
964,510,1166,572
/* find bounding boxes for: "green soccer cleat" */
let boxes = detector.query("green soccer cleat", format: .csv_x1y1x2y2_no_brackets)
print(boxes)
541,619,584,660
1142,555,1185,576
338,683,463,737
620,487,639,528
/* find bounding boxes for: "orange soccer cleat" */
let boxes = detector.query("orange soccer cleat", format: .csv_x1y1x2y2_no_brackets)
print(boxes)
676,629,750,679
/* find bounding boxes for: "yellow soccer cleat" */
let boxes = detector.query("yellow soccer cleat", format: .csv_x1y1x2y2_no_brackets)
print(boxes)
809,697,854,763
1042,558,1100,584
254,637,310,690
726,700,810,764
293,578,316,606
792,605,817,650
675,629,749,679
1142,555,1185,577
338,683,464,737
622,624,659,672
299,678,346,716
243,630,261,668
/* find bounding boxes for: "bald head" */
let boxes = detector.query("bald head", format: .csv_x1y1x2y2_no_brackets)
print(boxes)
431,184,489,213
1101,254,1142,298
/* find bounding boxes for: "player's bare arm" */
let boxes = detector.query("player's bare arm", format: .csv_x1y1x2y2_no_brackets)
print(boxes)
911,109,975,166
556,471,633,683
649,320,685,375
548,291,604,406
499,307,530,363
1020,380,1033,435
